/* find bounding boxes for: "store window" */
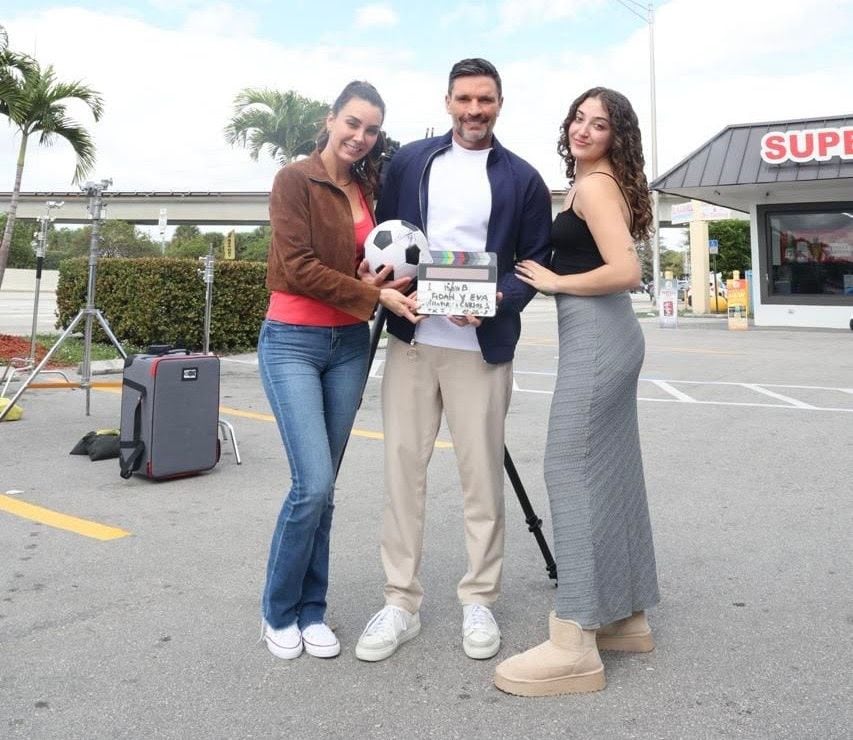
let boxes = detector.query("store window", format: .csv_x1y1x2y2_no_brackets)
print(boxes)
762,204,853,301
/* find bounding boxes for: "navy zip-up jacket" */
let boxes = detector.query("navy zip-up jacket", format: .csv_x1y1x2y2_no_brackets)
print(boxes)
376,131,553,364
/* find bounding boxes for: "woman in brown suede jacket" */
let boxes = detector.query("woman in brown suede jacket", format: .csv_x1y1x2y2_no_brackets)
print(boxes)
257,81,419,661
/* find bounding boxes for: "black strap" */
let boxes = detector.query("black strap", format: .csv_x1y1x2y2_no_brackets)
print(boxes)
119,378,147,479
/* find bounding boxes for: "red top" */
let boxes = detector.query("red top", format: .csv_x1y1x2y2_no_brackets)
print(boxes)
267,185,375,326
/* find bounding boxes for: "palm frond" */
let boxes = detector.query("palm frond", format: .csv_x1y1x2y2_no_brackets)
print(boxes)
225,87,329,165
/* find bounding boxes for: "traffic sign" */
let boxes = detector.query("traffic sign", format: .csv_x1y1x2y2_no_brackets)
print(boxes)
708,239,719,255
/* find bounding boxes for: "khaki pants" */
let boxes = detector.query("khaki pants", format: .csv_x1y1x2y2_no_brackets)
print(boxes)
380,336,513,613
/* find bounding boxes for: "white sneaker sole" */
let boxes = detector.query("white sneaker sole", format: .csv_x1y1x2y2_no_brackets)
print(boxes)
303,637,341,658
463,635,501,660
355,621,421,662
264,635,303,660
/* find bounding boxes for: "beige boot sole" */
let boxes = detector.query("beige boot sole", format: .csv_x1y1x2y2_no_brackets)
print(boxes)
494,666,605,697
596,631,655,653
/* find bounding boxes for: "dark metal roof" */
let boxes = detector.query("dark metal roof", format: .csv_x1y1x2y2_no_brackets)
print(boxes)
651,115,853,212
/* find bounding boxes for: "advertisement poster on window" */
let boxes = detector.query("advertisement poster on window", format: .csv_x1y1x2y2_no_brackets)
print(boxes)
727,278,749,330
770,210,853,296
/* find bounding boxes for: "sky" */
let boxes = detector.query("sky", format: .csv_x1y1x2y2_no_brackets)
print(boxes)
1,0,852,203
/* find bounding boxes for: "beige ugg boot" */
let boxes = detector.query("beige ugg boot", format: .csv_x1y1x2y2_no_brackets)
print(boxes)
596,611,654,653
493,612,605,696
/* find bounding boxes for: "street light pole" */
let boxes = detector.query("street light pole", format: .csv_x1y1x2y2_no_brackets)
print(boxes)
616,0,660,300
647,2,661,303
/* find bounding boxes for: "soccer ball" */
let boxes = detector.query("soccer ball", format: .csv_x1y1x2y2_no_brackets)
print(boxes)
364,219,427,281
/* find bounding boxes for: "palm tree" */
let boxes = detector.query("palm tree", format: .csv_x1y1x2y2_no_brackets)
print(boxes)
0,61,103,289
0,25,36,121
225,88,329,165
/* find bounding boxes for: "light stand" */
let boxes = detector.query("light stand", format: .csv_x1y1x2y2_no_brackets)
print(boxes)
0,179,127,421
197,242,241,463
1,201,70,397
199,246,214,355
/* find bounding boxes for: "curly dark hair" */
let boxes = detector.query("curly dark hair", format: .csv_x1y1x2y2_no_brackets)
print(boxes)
316,80,386,192
557,87,652,242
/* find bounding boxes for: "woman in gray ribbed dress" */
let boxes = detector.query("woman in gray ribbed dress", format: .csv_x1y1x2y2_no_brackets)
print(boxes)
495,87,660,696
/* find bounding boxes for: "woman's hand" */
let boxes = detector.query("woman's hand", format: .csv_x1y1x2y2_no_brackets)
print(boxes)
358,259,412,292
515,260,558,295
379,288,422,324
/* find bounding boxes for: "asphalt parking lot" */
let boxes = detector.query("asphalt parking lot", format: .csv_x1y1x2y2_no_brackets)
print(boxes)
1,295,851,739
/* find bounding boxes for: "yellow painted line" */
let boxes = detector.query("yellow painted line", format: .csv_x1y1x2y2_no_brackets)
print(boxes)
85,391,452,448
29,380,122,389
218,404,454,449
0,494,130,541
219,405,273,422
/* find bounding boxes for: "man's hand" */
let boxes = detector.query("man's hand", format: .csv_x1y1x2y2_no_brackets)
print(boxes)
447,291,502,327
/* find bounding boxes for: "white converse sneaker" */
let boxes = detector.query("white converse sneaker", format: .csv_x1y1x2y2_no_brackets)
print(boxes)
462,604,500,659
263,621,302,660
302,622,341,658
355,605,421,662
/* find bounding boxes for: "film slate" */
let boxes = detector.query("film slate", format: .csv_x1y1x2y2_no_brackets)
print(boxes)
417,251,498,317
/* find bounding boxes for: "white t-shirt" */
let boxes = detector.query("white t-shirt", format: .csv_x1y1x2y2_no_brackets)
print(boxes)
415,140,492,351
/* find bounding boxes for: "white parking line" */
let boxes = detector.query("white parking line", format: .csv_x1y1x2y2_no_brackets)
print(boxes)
648,380,697,403
741,383,817,409
508,372,853,413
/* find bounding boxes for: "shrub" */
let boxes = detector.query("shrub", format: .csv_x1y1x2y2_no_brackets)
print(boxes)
56,257,268,352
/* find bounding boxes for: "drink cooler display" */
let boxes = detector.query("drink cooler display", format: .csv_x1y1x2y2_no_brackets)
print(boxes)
119,351,221,480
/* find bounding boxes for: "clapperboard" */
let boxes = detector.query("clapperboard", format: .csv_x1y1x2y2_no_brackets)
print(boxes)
417,251,498,317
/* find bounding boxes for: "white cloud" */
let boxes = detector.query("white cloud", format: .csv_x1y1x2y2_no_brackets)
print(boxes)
354,3,399,29
439,2,489,28
497,0,602,33
0,9,427,194
1,0,851,199
182,3,260,36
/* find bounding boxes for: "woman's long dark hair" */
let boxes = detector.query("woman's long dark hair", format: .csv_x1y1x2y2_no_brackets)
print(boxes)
557,87,652,242
316,80,386,193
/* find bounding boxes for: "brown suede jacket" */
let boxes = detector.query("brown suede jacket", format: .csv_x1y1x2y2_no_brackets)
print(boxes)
266,150,380,322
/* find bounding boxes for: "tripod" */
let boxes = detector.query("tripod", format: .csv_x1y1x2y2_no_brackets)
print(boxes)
0,180,126,421
1,201,71,398
339,306,557,583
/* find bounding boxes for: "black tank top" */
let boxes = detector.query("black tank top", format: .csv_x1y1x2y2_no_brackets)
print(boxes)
551,172,631,276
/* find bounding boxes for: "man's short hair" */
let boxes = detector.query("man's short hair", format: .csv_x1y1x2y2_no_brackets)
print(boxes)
448,58,502,99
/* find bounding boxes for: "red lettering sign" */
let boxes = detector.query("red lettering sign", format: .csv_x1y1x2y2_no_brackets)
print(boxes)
760,126,853,164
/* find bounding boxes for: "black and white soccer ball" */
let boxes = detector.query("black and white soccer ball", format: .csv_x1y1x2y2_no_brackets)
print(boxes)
364,219,427,281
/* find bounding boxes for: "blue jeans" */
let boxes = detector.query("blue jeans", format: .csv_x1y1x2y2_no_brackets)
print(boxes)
258,319,370,629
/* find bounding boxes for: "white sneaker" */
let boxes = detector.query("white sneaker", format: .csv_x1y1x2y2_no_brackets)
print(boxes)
263,621,302,660
462,604,500,659
355,605,421,662
302,622,341,658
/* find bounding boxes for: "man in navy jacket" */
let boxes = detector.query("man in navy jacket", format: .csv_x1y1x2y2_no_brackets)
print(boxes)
356,58,552,664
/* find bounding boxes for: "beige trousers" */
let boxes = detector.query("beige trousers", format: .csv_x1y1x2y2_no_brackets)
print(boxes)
380,336,513,613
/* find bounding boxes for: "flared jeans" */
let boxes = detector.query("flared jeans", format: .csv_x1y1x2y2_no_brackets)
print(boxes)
258,319,369,629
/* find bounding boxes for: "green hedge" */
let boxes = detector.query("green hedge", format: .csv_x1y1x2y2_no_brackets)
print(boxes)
56,257,268,352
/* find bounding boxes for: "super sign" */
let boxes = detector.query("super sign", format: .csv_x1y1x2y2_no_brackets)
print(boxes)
760,126,853,164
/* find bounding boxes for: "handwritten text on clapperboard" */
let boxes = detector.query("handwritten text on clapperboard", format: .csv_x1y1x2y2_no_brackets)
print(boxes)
419,280,496,316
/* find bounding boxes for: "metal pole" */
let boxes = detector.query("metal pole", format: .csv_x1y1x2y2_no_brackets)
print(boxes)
201,247,214,355
81,186,104,415
713,253,718,313
648,2,661,304
27,217,48,360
